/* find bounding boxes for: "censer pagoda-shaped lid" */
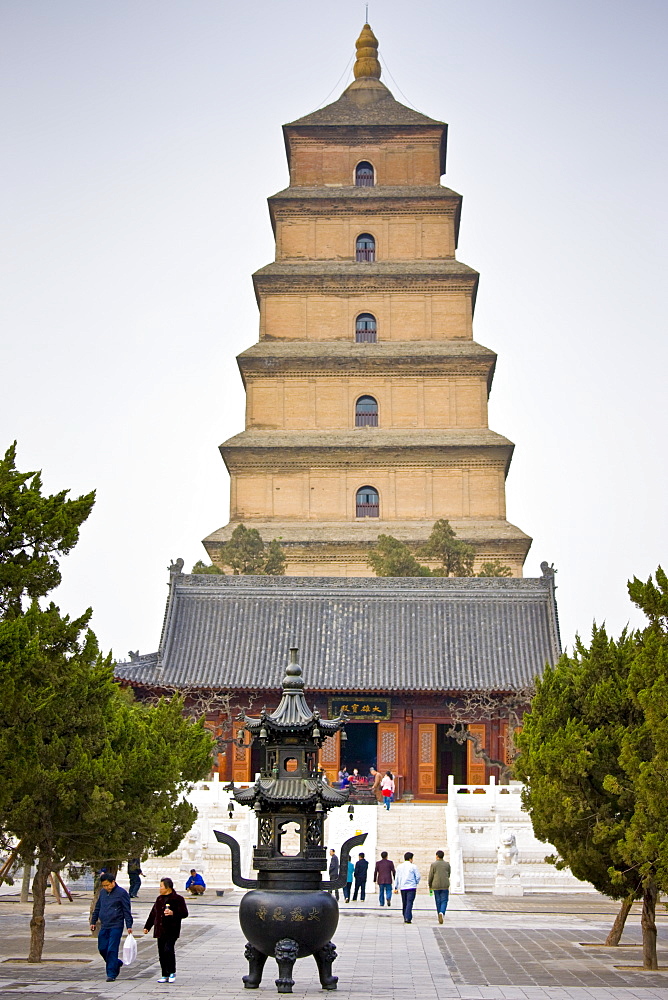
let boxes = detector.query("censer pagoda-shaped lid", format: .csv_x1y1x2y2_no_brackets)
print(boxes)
240,648,346,742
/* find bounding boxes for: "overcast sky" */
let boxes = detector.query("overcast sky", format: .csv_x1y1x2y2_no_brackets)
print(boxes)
2,0,667,661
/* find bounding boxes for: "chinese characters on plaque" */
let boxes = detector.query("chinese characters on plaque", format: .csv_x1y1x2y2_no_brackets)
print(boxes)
328,697,391,721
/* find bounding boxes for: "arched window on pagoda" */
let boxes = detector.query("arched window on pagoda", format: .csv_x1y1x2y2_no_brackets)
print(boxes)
355,395,378,427
355,161,374,186
356,233,375,262
356,486,380,518
355,313,377,343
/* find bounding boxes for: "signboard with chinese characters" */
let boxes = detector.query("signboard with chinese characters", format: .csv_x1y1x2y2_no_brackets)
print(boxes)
328,697,391,721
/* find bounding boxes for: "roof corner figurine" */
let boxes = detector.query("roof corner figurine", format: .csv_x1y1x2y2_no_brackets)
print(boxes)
215,647,365,993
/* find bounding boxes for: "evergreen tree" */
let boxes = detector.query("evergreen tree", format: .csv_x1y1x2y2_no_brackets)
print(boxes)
612,569,668,968
263,538,287,576
0,443,95,617
515,627,643,939
418,519,475,576
477,559,513,577
367,535,431,577
515,582,668,968
191,560,225,575
0,445,213,961
0,604,212,961
219,524,286,575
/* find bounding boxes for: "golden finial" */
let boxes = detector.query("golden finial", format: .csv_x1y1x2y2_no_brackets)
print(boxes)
353,23,381,80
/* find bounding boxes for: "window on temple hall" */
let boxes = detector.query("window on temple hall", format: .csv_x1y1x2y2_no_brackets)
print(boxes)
355,161,374,186
355,313,377,343
355,395,379,427
356,233,375,262
356,486,379,518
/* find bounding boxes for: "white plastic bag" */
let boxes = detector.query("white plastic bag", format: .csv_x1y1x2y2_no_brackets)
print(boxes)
122,933,137,966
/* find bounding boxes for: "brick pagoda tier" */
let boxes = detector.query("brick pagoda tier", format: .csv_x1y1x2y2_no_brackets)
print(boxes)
204,24,531,577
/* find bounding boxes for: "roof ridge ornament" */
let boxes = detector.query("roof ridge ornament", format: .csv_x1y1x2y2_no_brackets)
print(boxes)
353,23,381,80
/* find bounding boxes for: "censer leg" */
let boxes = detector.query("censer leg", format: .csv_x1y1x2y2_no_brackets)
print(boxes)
274,938,299,993
314,941,338,991
243,942,267,989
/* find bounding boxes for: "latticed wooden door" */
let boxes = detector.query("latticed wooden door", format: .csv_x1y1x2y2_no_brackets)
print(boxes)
232,724,251,783
377,722,399,776
467,722,487,784
319,731,340,785
417,723,436,796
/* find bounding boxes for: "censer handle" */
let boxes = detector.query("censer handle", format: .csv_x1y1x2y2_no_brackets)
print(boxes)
213,830,259,889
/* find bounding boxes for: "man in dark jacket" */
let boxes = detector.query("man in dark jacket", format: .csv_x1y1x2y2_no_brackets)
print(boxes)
91,875,133,981
328,848,340,900
352,852,369,901
143,877,189,983
374,851,396,906
127,858,143,899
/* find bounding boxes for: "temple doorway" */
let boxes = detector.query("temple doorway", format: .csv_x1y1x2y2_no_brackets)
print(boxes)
342,722,377,775
436,725,467,792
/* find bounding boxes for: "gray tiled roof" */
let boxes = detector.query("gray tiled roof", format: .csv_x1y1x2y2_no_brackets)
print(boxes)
285,85,444,129
114,576,560,694
268,185,461,202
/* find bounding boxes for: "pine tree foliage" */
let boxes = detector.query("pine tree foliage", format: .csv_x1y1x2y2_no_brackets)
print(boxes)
515,626,642,900
367,534,431,577
191,560,224,575
418,519,475,576
613,569,668,967
516,568,668,967
211,524,286,576
477,559,513,577
367,520,511,577
263,538,287,576
0,443,213,961
0,443,95,617
0,604,212,960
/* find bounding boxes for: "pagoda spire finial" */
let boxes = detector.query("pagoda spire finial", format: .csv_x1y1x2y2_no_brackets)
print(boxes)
353,23,381,80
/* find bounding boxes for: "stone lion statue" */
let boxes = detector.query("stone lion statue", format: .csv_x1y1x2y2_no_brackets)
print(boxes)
497,831,519,866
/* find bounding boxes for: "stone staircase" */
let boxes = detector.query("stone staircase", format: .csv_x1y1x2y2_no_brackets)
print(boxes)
375,803,448,891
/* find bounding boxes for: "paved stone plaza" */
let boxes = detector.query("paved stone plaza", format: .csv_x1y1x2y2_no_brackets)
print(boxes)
1,890,667,1000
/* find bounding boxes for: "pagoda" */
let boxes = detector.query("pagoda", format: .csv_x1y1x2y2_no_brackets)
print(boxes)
204,23,531,576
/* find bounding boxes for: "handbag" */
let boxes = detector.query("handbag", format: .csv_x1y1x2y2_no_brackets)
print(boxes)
122,933,137,966
382,788,392,797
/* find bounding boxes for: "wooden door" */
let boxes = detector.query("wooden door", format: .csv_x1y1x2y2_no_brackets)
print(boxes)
467,723,487,784
232,724,251,784
417,723,437,796
377,722,399,775
319,731,340,785
500,721,522,770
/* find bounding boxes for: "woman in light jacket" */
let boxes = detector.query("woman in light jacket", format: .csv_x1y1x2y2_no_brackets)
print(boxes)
380,771,395,810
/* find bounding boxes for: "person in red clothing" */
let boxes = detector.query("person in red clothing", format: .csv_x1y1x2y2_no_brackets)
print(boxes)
143,878,189,983
374,851,396,906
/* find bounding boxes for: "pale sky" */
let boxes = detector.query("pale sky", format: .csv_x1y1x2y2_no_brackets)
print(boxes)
2,0,667,660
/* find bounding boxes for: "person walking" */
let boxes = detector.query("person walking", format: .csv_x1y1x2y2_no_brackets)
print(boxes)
127,858,143,899
369,767,383,803
185,869,206,896
90,873,133,982
352,852,369,901
343,857,354,902
380,771,394,810
328,848,340,900
143,877,189,984
428,850,451,924
374,851,396,906
394,852,421,924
